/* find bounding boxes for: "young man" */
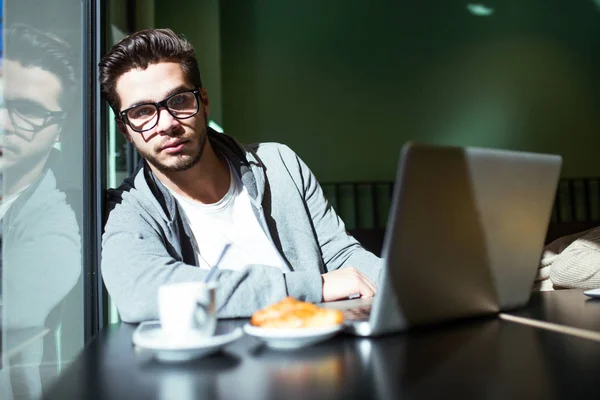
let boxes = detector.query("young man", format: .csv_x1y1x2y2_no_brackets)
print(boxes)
99,28,382,323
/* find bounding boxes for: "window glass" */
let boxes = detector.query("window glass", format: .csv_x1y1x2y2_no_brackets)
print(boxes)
1,0,84,398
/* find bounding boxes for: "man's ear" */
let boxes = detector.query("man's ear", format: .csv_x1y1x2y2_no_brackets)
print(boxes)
200,88,210,107
200,88,210,116
116,119,132,142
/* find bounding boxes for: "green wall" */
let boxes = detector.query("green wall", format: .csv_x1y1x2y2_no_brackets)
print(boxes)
155,0,222,125
158,1,600,181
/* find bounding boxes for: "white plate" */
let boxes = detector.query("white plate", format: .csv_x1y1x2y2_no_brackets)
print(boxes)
584,288,600,298
243,323,343,350
132,321,243,362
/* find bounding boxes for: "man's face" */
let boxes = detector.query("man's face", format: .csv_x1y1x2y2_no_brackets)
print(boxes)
0,59,63,173
115,62,209,173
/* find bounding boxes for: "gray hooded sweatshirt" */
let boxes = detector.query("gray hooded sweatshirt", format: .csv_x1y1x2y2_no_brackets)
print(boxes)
101,129,382,322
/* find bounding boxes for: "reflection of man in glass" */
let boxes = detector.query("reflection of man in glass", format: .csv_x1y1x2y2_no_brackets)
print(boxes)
0,24,81,399
0,61,67,189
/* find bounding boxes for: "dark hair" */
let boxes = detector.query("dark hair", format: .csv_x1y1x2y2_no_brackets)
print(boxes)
99,28,202,113
4,23,78,111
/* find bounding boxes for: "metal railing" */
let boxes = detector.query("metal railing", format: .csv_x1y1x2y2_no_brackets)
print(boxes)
321,178,600,253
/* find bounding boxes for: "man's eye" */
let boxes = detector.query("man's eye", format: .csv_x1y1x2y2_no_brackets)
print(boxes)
12,102,46,118
130,106,155,119
170,95,186,106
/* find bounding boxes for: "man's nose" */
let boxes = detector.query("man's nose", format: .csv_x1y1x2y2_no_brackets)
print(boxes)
155,107,179,134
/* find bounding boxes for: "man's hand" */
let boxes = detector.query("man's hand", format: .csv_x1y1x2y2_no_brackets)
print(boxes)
321,267,377,302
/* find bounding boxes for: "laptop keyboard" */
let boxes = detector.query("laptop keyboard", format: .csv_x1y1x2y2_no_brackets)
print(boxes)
342,305,372,322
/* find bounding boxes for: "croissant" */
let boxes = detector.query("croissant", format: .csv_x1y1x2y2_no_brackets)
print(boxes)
251,297,344,328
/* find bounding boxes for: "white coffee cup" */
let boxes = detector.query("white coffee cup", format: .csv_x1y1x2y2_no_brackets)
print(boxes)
157,281,217,339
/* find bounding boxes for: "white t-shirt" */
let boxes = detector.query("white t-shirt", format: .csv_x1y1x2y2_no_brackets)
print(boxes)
167,166,286,272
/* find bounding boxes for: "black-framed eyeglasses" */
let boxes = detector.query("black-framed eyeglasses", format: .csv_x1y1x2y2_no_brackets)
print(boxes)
1,99,66,134
119,88,201,133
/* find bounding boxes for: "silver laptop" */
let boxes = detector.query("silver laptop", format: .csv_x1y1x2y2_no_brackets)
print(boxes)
322,142,562,336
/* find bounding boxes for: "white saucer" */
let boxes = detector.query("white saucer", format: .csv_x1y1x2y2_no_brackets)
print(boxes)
132,321,243,362
584,288,600,298
243,323,343,350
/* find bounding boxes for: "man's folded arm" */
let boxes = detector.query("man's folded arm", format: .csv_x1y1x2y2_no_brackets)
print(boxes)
102,222,323,322
548,231,600,289
540,228,600,289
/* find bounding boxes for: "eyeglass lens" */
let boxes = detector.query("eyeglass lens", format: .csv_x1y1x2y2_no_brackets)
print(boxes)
3,101,57,133
126,91,199,132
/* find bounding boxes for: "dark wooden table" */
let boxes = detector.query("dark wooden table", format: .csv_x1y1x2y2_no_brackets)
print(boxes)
44,290,600,400
504,289,600,334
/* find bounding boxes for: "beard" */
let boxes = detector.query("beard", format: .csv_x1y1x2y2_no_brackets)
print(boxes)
141,127,208,173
